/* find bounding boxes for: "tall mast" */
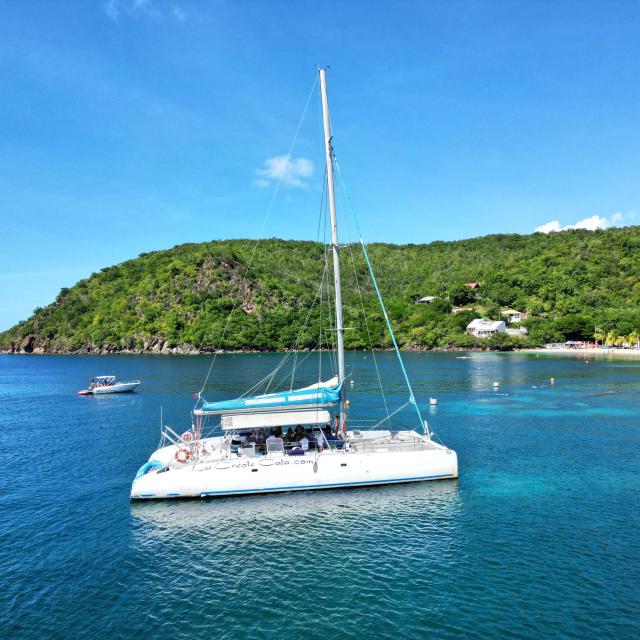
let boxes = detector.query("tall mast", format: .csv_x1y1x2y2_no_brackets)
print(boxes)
319,68,346,428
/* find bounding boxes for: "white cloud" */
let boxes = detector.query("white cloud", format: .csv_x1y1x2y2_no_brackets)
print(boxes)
611,212,624,224
104,0,182,21
535,220,563,234
570,215,612,231
104,0,120,19
255,155,314,189
535,212,635,234
172,5,186,22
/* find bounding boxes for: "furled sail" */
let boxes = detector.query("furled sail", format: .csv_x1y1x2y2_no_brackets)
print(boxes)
195,377,342,416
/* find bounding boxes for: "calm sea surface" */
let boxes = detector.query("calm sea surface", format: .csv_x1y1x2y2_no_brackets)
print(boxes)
0,352,638,639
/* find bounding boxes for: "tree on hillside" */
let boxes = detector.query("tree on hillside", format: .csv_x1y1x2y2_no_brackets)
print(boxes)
447,284,475,306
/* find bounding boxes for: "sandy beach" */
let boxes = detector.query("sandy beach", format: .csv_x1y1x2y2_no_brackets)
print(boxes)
523,347,640,358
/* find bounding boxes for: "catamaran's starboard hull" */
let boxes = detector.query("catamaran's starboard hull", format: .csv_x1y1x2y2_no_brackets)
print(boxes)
130,447,458,500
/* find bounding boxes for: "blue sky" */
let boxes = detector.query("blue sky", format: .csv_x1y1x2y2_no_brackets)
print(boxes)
1,1,639,330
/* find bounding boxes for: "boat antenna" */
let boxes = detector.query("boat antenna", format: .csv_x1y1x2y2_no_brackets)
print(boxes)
319,67,346,431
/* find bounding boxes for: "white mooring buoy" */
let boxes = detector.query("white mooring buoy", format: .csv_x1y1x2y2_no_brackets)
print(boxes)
493,381,500,388
429,398,438,406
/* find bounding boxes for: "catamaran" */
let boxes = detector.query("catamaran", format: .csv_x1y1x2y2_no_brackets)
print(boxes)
130,68,458,500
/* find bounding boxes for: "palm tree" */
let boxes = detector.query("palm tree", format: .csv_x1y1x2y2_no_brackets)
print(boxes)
594,326,606,347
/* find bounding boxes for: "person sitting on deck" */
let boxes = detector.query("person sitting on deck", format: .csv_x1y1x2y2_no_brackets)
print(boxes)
325,422,338,441
284,427,294,444
300,434,309,451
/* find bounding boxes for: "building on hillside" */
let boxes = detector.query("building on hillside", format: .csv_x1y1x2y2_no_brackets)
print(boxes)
501,309,528,324
506,327,528,337
452,306,473,314
466,319,506,338
464,281,481,289
416,296,437,304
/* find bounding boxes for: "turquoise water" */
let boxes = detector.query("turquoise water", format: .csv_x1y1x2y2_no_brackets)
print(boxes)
0,352,638,639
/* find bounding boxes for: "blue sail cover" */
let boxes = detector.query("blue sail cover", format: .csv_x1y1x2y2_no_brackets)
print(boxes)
199,377,342,415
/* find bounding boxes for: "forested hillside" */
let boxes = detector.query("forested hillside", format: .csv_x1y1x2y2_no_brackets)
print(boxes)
3,227,640,353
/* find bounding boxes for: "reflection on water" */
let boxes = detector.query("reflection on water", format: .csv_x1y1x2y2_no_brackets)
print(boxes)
131,480,461,545
127,480,465,639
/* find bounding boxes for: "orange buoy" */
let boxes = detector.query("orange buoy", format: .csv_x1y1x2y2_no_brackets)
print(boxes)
175,448,190,463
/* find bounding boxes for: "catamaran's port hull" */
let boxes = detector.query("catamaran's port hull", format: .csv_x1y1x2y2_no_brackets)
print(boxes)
130,448,458,500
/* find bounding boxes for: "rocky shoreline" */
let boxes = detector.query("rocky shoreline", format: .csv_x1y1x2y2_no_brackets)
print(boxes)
1,334,518,355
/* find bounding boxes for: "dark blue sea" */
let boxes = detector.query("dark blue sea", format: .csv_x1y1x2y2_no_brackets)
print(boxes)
0,352,638,639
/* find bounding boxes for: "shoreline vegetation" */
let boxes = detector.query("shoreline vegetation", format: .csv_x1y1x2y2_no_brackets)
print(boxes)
3,229,640,355
4,345,640,358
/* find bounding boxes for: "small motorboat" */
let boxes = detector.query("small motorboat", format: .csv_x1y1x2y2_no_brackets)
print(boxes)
77,375,141,395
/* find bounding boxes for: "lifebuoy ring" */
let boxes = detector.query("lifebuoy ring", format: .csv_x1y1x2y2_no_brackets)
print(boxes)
181,430,195,444
175,448,190,463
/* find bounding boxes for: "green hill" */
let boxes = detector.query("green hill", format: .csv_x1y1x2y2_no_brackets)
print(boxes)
3,227,640,354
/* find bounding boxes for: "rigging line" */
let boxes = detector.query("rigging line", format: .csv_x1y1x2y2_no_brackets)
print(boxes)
269,163,328,394
318,238,324,386
243,266,328,398
319,182,338,377
273,346,319,390
324,212,338,373
197,74,319,398
324,242,338,375
334,159,427,434
360,240,426,433
371,401,410,429
314,164,328,387
267,264,328,393
337,181,392,427
281,261,328,391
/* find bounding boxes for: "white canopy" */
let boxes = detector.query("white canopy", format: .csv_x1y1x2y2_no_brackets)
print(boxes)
220,409,330,431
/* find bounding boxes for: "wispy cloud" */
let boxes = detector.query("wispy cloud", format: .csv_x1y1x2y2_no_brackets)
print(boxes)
254,155,314,189
535,211,636,234
172,5,186,22
103,0,186,22
104,0,121,19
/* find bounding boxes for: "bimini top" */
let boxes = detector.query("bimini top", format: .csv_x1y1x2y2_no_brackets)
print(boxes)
195,377,342,416
94,376,116,383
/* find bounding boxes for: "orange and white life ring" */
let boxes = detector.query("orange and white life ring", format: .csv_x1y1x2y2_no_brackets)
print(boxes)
181,430,195,444
175,448,190,463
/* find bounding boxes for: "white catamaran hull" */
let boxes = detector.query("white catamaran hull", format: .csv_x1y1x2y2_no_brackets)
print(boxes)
131,435,458,500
